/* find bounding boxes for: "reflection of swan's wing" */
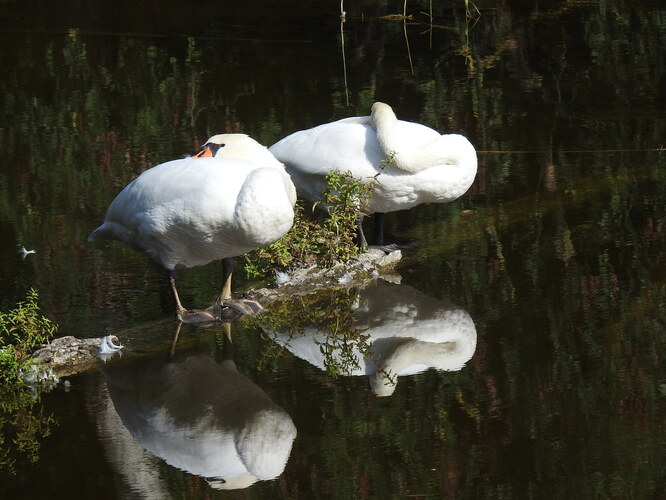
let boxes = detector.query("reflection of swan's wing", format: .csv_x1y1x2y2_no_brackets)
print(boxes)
269,309,476,375
266,281,477,396
89,377,170,500
234,406,299,482
353,280,473,338
104,353,296,488
269,328,367,376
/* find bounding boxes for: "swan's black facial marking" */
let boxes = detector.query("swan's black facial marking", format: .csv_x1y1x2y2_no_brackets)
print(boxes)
205,143,223,156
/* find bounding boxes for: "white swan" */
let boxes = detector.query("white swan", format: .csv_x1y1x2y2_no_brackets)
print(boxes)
89,134,297,322
269,102,477,246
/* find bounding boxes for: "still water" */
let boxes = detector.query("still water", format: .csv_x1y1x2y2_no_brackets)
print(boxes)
2,0,666,498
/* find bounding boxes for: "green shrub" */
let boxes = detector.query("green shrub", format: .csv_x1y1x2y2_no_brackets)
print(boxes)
243,170,374,278
0,289,58,474
0,289,58,384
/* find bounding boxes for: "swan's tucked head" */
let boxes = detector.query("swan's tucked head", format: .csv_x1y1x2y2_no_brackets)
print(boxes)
197,133,285,170
371,101,394,115
370,102,397,127
369,101,478,175
370,102,402,164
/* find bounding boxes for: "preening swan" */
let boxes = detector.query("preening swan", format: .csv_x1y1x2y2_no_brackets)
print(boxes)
269,102,477,247
89,134,297,322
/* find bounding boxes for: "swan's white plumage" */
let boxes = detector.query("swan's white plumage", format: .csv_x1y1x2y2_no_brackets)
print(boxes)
269,102,477,214
89,134,296,271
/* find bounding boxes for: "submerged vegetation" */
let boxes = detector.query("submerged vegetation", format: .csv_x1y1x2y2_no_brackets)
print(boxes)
243,170,375,278
0,289,58,474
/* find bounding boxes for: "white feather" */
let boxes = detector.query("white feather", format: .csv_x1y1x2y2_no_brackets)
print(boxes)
19,246,36,258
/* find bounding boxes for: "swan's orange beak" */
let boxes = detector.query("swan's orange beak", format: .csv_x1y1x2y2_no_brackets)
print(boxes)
194,145,214,158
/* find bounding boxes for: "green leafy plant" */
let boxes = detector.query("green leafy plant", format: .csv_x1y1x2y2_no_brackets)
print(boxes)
243,170,375,278
0,289,58,474
0,289,58,384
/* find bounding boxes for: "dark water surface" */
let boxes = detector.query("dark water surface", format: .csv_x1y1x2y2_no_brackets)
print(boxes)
2,0,666,498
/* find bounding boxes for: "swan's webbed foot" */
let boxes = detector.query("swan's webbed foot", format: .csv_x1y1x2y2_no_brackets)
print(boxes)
176,299,262,325
219,298,263,316
177,307,221,325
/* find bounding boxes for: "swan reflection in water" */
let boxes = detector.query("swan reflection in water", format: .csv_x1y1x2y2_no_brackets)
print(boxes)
265,279,477,396
100,324,297,490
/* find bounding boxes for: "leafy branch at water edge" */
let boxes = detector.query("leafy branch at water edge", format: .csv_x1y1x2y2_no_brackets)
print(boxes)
0,288,58,384
0,289,58,474
243,170,375,278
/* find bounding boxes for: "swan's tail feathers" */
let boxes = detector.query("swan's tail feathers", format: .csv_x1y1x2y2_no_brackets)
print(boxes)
88,222,120,243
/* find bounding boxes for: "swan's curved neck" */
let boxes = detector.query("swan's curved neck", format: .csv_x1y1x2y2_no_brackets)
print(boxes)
371,103,401,162
370,102,477,176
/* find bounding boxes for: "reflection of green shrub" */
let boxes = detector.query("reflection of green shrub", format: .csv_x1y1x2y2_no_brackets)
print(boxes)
243,170,374,278
0,289,58,474
243,171,376,377
252,288,371,377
